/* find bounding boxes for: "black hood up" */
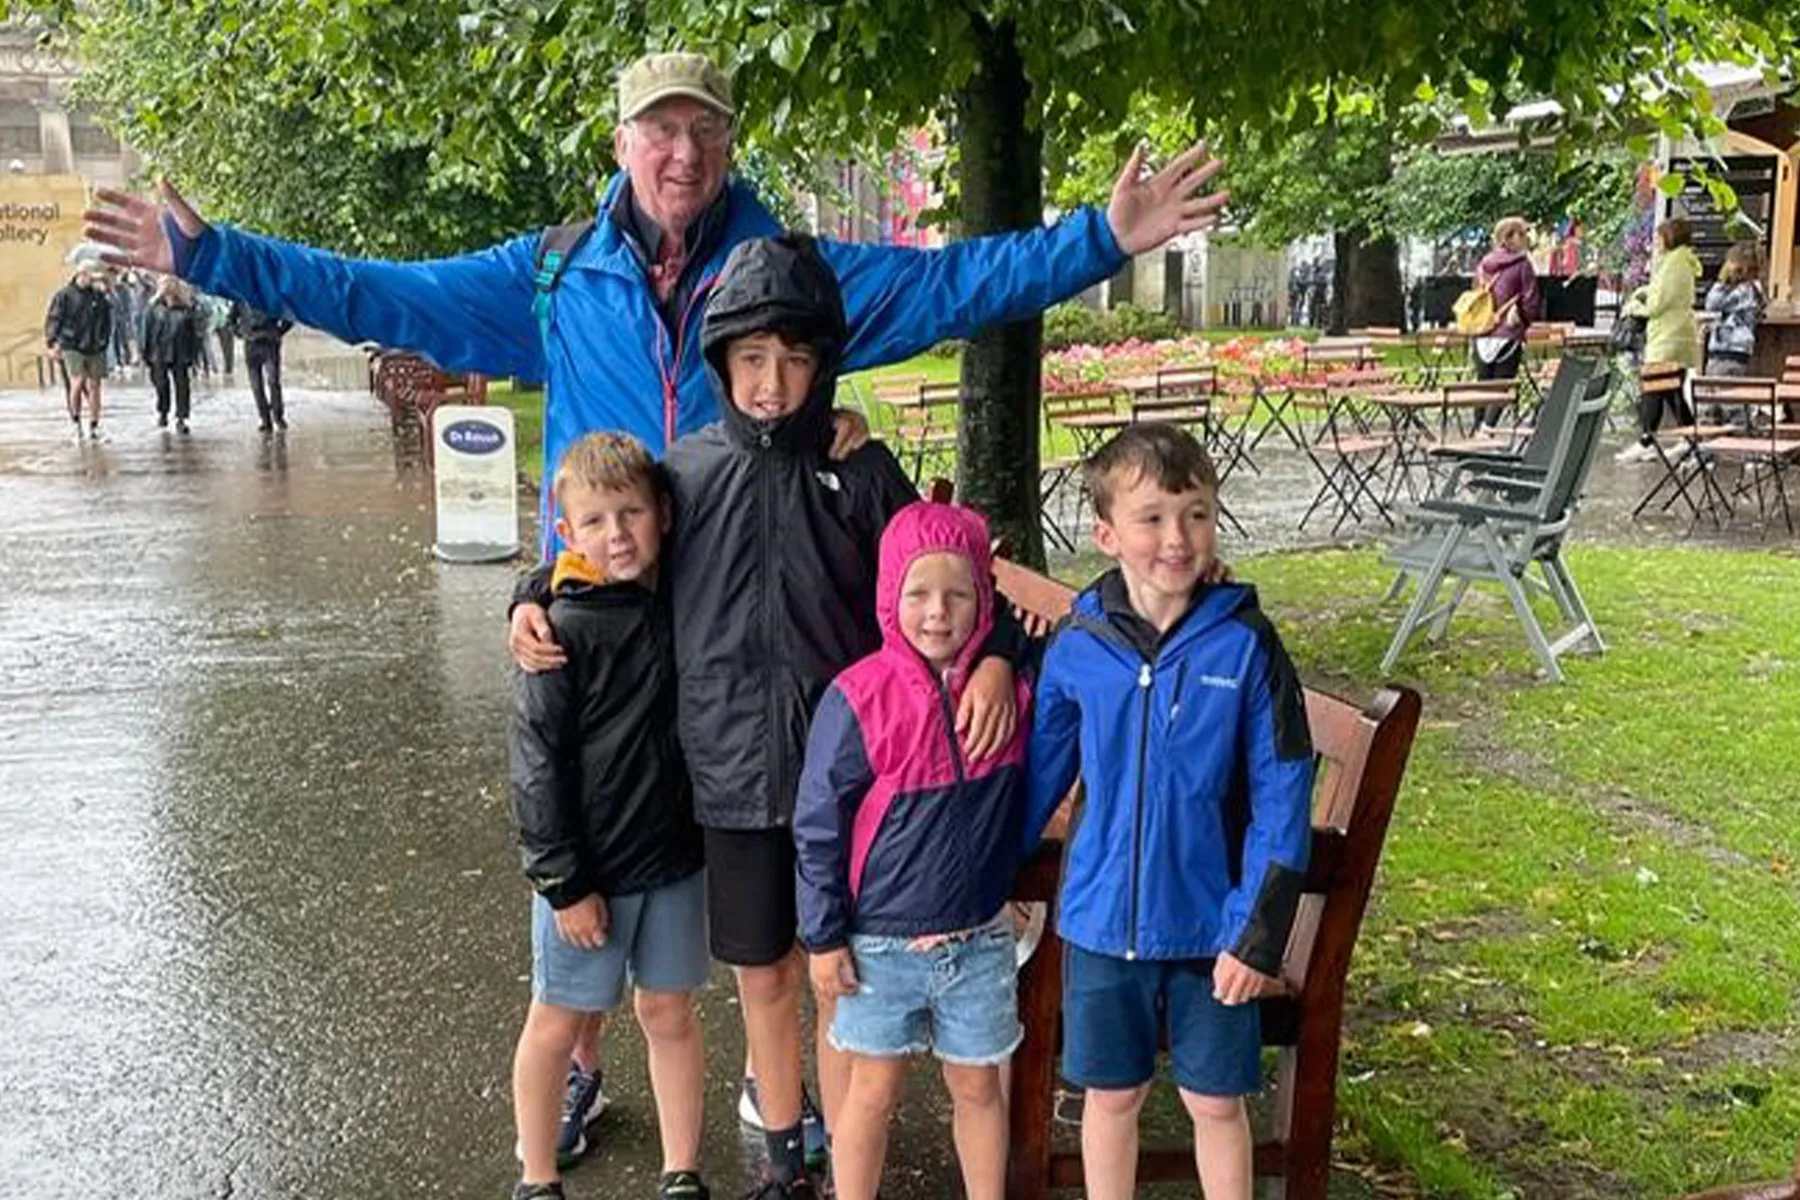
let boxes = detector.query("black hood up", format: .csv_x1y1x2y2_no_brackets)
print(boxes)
701,234,848,456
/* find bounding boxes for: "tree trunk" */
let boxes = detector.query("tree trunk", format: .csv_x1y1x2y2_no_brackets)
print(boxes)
955,17,1045,566
1330,227,1404,335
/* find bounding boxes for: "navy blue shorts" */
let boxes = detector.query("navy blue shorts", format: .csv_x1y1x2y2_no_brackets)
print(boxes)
1060,943,1261,1097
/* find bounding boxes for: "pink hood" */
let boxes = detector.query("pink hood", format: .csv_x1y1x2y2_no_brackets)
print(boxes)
875,501,996,683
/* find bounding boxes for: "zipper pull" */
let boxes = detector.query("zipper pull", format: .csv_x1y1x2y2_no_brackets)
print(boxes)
1137,663,1153,689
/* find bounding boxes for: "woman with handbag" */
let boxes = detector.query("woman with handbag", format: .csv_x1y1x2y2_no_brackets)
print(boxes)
1615,219,1702,463
1468,217,1541,430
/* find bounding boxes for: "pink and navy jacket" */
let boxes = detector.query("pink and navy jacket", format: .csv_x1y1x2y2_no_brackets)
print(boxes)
793,502,1031,952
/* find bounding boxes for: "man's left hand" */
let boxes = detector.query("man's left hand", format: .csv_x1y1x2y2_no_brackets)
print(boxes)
1107,141,1228,257
957,658,1018,762
828,409,872,461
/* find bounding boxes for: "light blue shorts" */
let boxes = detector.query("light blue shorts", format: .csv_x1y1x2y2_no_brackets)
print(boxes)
830,912,1022,1066
530,869,709,1012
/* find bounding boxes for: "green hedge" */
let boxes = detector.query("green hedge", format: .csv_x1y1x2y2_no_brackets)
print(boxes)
1042,301,1183,349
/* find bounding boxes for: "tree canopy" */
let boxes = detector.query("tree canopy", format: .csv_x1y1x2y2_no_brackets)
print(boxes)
6,0,1795,553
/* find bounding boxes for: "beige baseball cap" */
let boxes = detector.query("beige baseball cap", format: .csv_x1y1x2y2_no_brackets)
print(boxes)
617,52,735,122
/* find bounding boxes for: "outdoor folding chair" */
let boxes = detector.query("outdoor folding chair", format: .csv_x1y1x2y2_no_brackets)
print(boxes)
1040,387,1118,552
1631,361,1732,525
1688,376,1800,533
1298,399,1396,536
1379,362,1613,683
1426,356,1591,481
890,381,960,485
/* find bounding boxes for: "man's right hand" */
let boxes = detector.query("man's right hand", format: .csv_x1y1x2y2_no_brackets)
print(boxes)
509,601,567,672
82,180,208,275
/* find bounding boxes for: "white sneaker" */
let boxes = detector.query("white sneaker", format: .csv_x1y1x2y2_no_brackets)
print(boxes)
1613,442,1656,464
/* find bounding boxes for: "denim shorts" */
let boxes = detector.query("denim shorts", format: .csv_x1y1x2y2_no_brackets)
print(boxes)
1060,942,1261,1097
830,912,1022,1066
530,869,709,1012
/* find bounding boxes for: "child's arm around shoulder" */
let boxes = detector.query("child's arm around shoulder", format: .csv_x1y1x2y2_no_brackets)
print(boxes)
793,683,878,955
1220,613,1315,981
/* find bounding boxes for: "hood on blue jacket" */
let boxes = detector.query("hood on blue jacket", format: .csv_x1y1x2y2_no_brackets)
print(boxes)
700,234,847,457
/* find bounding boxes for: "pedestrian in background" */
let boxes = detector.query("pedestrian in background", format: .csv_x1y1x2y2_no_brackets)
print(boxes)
143,276,205,434
231,301,293,432
44,264,113,439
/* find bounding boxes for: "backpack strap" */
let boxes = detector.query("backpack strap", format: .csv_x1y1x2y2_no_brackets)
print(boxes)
531,218,597,345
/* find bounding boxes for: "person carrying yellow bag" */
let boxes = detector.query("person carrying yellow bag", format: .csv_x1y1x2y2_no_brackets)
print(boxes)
1457,217,1541,430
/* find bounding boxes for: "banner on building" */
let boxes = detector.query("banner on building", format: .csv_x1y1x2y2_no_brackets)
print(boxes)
0,175,88,389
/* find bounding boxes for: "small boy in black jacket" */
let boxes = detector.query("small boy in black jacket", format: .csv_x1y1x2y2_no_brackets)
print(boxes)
508,432,710,1200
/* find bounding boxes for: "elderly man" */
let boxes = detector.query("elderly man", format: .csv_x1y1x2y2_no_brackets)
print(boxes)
86,50,1227,1199
86,51,1222,523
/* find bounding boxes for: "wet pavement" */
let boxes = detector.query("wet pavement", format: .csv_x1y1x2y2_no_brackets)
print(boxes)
3,378,1205,1200
17,365,1761,1198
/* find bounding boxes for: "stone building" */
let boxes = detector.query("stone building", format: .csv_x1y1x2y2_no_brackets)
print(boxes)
0,22,137,183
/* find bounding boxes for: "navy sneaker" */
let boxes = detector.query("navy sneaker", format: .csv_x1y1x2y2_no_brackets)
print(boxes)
557,1066,609,1163
736,1175,817,1200
512,1183,564,1200
735,1079,828,1168
517,1066,609,1168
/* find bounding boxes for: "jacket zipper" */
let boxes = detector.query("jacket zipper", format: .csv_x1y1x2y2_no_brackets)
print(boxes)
1128,658,1154,960
654,276,717,448
760,437,779,825
1170,660,1188,721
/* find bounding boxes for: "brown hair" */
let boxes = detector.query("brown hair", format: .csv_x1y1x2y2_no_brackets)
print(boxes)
1084,422,1219,519
553,431,666,506
1719,241,1763,285
1658,218,1693,250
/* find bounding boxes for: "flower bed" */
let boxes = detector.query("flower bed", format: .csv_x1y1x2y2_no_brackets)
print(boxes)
1041,334,1313,394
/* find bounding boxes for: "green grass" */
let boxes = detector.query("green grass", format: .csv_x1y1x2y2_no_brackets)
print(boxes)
1055,543,1800,1198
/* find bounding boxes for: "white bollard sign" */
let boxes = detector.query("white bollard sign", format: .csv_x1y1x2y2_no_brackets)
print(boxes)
432,405,520,563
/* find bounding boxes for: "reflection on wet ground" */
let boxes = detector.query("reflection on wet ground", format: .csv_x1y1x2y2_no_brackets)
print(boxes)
12,372,1767,1199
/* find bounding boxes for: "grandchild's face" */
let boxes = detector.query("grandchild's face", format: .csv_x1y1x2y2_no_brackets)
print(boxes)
1092,472,1218,607
554,479,668,583
726,333,820,422
898,552,979,672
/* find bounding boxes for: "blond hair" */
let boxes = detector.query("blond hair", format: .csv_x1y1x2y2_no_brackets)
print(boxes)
1719,241,1763,285
553,431,664,506
1492,216,1529,247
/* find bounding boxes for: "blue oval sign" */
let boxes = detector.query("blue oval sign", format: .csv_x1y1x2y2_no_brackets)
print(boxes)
444,420,506,455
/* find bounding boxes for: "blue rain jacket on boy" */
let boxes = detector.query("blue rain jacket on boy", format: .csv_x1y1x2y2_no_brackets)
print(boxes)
172,172,1128,556
1022,572,1314,975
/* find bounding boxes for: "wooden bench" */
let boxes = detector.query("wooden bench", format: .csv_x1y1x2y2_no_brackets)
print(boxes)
992,557,1422,1200
371,351,488,464
1682,1142,1800,1200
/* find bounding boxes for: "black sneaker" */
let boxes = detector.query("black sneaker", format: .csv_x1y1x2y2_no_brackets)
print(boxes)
512,1183,564,1200
659,1170,710,1200
737,1176,816,1200
156,413,168,428
176,420,190,436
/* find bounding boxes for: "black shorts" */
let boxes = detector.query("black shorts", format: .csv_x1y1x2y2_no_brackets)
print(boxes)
703,826,798,967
